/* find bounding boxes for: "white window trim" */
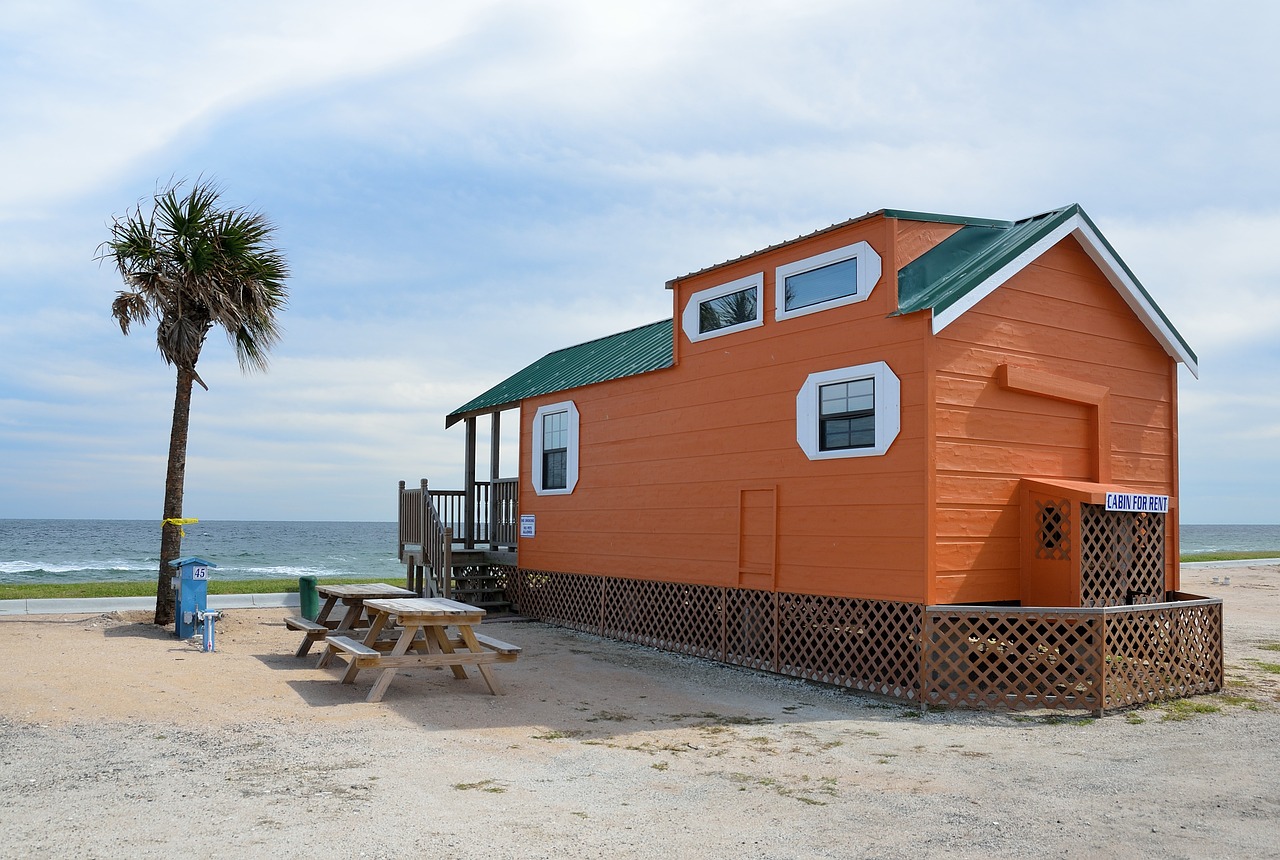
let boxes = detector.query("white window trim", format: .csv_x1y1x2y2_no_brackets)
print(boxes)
775,240,882,321
532,400,579,495
681,272,764,343
796,361,900,460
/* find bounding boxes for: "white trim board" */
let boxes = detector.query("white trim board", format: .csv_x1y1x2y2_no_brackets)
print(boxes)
929,212,1199,378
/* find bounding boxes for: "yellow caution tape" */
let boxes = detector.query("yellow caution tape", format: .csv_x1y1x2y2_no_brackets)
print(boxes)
161,517,199,536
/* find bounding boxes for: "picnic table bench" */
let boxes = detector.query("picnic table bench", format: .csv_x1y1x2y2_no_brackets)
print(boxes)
318,597,520,702
285,583,416,657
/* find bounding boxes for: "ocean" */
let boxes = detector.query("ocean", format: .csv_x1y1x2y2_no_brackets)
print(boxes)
0,519,1277,586
0,519,402,586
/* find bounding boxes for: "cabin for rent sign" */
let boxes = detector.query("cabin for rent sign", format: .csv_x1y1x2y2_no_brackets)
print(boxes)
1105,492,1170,514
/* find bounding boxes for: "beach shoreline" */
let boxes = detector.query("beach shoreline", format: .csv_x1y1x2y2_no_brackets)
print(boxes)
2,562,1277,859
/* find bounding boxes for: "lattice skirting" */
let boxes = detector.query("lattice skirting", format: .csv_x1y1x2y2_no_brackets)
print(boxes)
508,570,1222,714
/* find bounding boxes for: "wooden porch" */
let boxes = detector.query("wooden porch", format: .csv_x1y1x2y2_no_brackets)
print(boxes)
397,477,518,611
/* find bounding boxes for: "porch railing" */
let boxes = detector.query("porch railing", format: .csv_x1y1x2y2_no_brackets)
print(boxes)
426,478,519,549
919,593,1223,714
490,478,519,548
398,479,453,597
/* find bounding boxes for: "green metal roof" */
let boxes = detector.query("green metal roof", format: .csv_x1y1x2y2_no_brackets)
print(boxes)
896,204,1197,372
448,206,1198,425
445,319,674,426
896,206,1077,316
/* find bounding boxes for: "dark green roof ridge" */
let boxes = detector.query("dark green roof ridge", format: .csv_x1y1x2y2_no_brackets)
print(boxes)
880,209,1013,228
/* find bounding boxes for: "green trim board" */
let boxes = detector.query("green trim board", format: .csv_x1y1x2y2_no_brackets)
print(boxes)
445,319,674,426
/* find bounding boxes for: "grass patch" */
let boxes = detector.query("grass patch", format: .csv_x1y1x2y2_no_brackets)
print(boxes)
1012,714,1096,726
728,772,834,806
1259,643,1280,653
1159,700,1220,722
453,780,506,793
0,576,402,601
1247,660,1280,674
668,712,773,726
1179,550,1280,563
1216,693,1262,711
532,729,584,741
586,710,632,723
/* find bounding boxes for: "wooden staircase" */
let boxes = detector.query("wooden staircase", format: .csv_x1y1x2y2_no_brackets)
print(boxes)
399,479,518,613
448,549,517,614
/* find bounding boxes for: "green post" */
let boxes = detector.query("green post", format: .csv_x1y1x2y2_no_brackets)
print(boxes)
299,575,319,621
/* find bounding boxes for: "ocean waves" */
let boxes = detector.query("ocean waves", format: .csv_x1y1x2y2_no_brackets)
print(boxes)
0,519,401,585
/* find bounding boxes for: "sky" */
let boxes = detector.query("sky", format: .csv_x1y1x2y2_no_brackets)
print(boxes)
1,0,1278,524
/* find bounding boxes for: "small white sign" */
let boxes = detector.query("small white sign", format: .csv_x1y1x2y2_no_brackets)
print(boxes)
1105,492,1169,514
192,566,209,580
520,515,536,538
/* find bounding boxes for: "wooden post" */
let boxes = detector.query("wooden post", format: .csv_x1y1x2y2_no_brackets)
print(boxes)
464,417,477,550
489,410,501,548
418,478,429,595
443,527,454,598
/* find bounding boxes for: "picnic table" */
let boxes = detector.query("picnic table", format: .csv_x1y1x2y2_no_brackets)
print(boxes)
284,583,417,658
319,597,521,703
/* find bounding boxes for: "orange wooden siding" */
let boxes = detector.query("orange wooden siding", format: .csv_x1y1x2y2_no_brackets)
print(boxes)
930,237,1178,604
518,216,933,602
513,217,1180,608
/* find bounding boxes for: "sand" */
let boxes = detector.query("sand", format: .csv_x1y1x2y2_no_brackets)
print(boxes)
1,563,1278,860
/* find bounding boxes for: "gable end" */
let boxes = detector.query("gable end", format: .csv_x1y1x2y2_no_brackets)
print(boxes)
897,205,1198,377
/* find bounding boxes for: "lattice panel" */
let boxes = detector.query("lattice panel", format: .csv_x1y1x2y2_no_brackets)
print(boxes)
509,568,1222,715
1035,499,1071,561
1102,600,1223,709
921,608,1104,711
602,578,725,659
1080,506,1166,606
777,595,921,698
507,570,601,632
724,588,777,671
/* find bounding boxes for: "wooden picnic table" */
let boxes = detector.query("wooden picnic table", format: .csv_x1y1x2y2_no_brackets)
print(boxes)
284,583,417,658
319,597,521,703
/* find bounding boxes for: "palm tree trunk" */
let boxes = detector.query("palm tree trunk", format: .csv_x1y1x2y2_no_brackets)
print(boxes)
154,366,195,626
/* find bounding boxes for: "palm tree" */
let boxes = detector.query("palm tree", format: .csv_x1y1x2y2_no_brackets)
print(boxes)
100,179,289,626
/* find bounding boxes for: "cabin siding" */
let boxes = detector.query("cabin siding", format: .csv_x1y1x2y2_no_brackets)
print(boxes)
518,217,934,602
505,217,1181,610
930,237,1177,604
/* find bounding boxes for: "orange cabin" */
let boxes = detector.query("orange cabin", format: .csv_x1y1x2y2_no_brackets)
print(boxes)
443,205,1197,611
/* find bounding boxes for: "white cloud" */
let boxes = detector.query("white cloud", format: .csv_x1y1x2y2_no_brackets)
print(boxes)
3,0,1280,523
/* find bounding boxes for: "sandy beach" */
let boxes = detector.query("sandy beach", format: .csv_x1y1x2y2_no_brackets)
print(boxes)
2,562,1277,860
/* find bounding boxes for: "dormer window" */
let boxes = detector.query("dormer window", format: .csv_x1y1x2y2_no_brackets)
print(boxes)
775,241,882,321
681,273,764,343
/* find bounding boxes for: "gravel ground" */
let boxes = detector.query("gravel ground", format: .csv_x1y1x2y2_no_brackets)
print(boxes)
2,564,1277,860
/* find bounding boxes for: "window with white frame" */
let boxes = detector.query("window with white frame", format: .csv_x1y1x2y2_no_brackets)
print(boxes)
775,241,882,321
681,272,764,343
795,361,900,460
532,401,579,494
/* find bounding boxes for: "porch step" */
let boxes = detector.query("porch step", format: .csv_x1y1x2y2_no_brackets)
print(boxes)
451,574,512,614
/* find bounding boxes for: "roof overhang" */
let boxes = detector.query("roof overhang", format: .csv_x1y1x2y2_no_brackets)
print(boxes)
930,210,1200,378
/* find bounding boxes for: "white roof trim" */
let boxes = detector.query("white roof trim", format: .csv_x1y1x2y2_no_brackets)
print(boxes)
929,212,1199,378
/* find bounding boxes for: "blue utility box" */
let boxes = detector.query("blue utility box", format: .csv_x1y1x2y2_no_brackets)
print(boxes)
169,556,217,641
